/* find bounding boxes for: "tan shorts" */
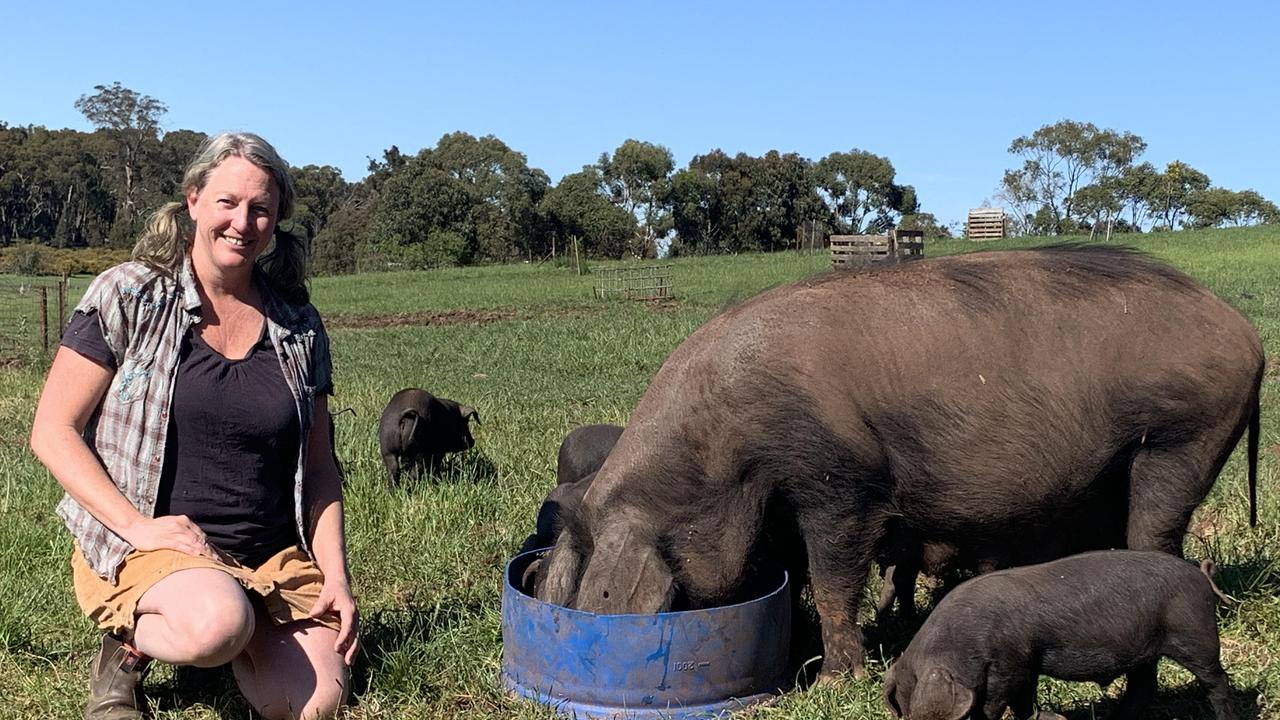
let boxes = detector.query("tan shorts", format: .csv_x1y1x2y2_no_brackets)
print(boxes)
72,544,341,637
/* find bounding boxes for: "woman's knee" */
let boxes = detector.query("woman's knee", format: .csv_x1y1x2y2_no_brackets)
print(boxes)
137,570,256,665
174,599,256,665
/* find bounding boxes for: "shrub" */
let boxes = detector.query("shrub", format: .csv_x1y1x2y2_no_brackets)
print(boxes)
0,246,131,276
5,244,48,275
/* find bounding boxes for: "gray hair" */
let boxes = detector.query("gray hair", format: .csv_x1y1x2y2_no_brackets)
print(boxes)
132,131,310,304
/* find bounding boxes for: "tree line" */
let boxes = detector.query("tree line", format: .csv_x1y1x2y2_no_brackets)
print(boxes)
997,120,1278,235
1,84,1275,275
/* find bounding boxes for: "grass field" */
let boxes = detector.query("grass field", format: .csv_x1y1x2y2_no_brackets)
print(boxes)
1,226,1277,719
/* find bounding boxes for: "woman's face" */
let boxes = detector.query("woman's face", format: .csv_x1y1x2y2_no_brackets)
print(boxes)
187,155,280,280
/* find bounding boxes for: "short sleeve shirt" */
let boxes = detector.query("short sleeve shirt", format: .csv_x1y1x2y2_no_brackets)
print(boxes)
56,258,333,582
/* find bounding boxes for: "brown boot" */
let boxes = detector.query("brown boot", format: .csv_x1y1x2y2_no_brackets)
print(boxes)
84,634,150,720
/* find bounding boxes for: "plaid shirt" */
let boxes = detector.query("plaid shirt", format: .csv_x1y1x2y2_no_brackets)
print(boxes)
57,258,332,583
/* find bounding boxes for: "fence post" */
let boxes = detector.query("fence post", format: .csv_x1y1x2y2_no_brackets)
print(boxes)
40,286,49,354
57,278,66,339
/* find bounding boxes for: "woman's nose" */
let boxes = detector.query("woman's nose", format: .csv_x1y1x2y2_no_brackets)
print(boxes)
230,204,251,232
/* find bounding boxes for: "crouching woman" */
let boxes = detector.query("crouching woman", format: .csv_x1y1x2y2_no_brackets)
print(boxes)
30,131,358,720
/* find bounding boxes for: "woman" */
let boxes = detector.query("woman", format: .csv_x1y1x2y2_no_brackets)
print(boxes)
30,132,357,720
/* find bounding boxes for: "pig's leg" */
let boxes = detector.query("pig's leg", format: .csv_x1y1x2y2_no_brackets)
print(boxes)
1111,662,1157,720
1167,637,1238,720
803,511,876,680
981,666,1032,720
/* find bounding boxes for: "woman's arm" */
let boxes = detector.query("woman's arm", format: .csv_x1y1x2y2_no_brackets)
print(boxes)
30,346,214,558
303,393,359,664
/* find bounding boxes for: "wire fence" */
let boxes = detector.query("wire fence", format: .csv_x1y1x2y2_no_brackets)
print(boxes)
0,276,68,366
593,265,674,300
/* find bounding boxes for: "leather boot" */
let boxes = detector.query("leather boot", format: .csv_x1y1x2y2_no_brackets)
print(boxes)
84,634,150,720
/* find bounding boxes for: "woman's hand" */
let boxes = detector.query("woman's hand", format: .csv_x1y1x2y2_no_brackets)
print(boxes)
122,514,218,559
309,576,360,665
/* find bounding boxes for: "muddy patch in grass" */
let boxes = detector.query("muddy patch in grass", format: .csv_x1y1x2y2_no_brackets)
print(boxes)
638,297,687,313
327,309,516,329
325,302,680,329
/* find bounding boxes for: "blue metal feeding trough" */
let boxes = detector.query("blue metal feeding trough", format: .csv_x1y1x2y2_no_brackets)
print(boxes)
501,549,792,719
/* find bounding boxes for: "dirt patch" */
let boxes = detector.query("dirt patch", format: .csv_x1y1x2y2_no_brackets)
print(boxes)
326,309,516,329
325,300,686,329
1269,444,1280,460
639,297,687,313
1187,506,1229,544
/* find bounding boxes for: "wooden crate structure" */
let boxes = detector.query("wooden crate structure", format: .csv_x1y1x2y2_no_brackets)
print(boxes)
594,265,674,300
893,229,925,257
965,208,1006,240
830,230,924,269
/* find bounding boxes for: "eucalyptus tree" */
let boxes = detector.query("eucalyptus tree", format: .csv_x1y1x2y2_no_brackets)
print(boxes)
290,164,350,239
672,149,848,254
74,82,168,240
597,140,674,257
1148,161,1210,230
0,125,114,246
1006,120,1146,233
739,150,825,252
368,132,549,266
1186,188,1279,228
1113,162,1160,231
139,129,206,210
813,149,916,234
669,149,741,255
539,166,635,260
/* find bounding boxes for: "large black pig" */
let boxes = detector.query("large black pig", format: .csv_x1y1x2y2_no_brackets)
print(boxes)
536,246,1262,680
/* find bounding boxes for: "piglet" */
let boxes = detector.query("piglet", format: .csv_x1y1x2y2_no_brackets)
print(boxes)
884,550,1238,720
555,423,623,486
377,388,479,486
521,423,622,553
518,424,624,588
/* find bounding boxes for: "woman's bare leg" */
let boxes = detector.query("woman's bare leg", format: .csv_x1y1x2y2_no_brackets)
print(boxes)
133,568,256,667
233,617,350,720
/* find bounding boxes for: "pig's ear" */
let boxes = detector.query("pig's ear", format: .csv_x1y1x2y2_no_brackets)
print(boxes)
520,557,544,595
398,409,420,447
883,665,904,718
535,534,582,606
575,522,673,614
459,405,480,424
914,666,974,720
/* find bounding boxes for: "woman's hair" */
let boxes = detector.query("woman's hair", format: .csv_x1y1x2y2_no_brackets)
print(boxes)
132,131,310,304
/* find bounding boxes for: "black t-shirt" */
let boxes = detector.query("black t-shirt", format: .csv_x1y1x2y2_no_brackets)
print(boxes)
63,310,300,566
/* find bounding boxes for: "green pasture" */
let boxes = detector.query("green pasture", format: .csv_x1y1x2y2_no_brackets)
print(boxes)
1,226,1278,718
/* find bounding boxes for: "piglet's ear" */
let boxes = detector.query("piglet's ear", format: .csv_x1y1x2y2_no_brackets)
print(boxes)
914,667,974,720
460,406,480,424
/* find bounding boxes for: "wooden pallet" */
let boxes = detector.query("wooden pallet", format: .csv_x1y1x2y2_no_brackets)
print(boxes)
966,208,1006,240
830,230,924,269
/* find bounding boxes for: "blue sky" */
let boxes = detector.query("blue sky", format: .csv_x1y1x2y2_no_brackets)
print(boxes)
2,1,1276,229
